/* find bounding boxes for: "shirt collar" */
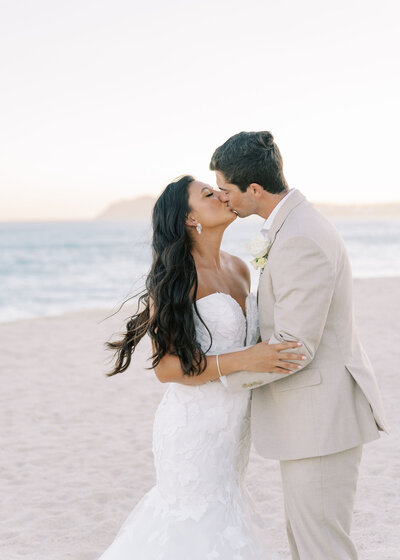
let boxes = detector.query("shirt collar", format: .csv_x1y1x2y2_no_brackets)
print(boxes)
260,188,296,236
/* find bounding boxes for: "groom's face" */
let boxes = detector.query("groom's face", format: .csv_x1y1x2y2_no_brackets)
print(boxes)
215,171,256,218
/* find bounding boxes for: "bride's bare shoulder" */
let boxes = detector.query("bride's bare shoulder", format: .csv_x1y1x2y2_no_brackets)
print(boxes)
221,251,250,289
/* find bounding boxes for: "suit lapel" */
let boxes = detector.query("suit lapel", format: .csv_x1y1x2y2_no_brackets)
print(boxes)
258,190,306,282
266,189,306,247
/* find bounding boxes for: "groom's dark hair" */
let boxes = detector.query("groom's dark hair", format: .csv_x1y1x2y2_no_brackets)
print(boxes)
209,131,289,194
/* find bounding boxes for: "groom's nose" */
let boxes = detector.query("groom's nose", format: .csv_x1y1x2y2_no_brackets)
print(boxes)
218,191,229,203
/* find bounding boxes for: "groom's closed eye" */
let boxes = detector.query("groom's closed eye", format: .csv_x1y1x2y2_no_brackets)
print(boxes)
218,190,230,200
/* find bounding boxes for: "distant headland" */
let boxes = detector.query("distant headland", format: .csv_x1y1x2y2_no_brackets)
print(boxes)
96,196,156,221
95,196,400,221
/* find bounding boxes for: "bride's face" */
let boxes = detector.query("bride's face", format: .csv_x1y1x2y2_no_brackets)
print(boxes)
186,180,236,232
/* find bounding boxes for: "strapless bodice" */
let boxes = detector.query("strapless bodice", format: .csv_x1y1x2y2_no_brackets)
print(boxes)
193,292,259,355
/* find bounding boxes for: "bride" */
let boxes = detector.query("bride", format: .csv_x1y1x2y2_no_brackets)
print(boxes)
98,175,304,559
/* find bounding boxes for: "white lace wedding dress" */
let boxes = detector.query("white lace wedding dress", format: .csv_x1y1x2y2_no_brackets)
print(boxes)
98,292,275,559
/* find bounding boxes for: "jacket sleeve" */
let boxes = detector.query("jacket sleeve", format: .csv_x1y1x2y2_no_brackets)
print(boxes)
223,236,336,393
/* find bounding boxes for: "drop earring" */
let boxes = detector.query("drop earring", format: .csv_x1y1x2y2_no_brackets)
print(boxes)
196,223,202,235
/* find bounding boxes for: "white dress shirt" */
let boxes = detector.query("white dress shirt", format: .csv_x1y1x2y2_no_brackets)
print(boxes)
260,188,297,237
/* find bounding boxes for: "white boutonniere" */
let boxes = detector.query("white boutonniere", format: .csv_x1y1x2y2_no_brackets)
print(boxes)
247,234,272,270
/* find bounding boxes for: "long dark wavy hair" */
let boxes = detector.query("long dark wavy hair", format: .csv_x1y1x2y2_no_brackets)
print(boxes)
105,175,211,377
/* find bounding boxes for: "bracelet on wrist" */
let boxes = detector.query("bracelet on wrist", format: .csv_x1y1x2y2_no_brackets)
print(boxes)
216,354,223,379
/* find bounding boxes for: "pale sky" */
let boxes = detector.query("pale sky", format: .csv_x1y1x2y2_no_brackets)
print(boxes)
1,0,399,221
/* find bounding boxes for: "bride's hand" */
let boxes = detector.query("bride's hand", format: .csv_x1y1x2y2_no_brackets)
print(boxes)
243,339,306,374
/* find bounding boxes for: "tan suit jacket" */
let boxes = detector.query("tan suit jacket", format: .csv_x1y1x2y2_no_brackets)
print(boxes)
225,190,388,460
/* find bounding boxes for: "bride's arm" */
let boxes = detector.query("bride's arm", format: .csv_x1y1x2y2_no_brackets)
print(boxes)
148,290,304,386
151,338,304,386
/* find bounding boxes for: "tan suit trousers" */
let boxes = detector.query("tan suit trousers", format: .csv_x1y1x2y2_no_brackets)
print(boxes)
280,445,363,559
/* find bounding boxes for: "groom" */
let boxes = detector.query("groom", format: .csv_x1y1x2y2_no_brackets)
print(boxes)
209,131,388,559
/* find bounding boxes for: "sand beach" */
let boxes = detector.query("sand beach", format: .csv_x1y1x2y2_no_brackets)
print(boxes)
1,277,399,559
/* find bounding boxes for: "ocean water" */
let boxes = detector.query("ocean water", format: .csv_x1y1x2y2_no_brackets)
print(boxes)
0,218,399,323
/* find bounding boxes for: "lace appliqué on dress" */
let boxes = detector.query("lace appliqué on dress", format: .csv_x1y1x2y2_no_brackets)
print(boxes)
97,292,269,560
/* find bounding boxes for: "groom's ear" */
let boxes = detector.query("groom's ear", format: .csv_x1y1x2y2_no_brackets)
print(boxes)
248,183,264,198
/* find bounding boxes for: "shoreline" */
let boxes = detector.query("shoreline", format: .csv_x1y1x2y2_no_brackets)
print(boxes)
1,276,399,326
